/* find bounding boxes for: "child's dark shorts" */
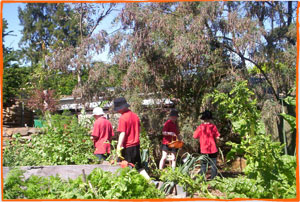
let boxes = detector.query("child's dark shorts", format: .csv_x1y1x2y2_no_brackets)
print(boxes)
161,144,178,153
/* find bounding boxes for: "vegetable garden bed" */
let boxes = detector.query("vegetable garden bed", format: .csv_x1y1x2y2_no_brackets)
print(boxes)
3,164,188,199
3,163,121,180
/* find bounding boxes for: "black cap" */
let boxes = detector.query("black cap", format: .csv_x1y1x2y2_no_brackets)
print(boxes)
113,97,130,111
169,109,179,117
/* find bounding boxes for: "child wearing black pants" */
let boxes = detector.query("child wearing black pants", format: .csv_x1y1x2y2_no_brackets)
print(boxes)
193,110,220,180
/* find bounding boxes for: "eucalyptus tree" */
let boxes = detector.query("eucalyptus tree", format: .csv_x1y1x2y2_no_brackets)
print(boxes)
217,2,297,153
45,3,116,94
100,2,298,157
219,1,297,101
107,1,296,116
18,3,116,99
108,2,234,118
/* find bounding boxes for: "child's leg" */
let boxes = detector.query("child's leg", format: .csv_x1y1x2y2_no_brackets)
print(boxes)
170,152,176,169
209,157,217,179
159,150,168,169
208,153,218,179
95,154,106,161
200,158,208,176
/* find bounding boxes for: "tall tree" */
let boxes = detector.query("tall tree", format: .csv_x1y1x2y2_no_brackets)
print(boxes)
2,19,11,51
219,1,297,101
46,3,116,95
18,3,115,99
107,2,296,113
18,3,83,65
2,19,18,68
2,19,30,107
108,2,236,118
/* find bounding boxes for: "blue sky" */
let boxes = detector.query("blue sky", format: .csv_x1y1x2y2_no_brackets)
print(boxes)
2,3,25,50
2,3,124,63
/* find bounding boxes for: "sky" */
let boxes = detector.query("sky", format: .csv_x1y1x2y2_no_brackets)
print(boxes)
2,2,124,63
2,3,25,50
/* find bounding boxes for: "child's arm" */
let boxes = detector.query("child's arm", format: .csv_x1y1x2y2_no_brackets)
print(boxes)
214,136,220,145
213,125,220,145
193,126,200,139
162,131,176,136
162,122,176,136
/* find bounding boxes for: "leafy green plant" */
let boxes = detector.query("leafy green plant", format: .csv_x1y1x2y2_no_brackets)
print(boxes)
159,152,214,197
206,80,297,199
3,133,32,166
105,140,122,164
3,112,98,166
78,108,94,129
139,125,158,171
209,176,265,199
280,88,296,132
209,154,297,200
159,166,213,198
4,167,165,199
3,169,26,199
280,113,296,131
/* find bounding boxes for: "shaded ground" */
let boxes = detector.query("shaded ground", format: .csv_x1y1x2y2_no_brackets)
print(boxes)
219,171,244,178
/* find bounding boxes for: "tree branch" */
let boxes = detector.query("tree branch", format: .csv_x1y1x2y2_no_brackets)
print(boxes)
223,44,279,101
88,4,115,37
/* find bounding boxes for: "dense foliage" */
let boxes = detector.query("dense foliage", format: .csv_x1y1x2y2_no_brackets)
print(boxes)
18,3,83,65
107,1,296,114
2,2,298,200
3,113,98,166
15,3,115,104
2,19,28,107
4,2,296,132
159,153,212,197
4,167,165,199
209,154,297,199
280,88,296,133
205,81,297,199
3,66,31,107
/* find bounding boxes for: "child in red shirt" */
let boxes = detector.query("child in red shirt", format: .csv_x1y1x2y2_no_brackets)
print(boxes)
91,107,114,161
114,97,141,169
159,109,181,169
193,110,220,180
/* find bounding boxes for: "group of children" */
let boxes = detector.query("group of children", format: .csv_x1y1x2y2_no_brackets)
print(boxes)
91,97,220,180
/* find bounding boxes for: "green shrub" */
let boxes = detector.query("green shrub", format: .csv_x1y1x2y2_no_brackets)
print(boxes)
209,176,265,199
3,169,26,199
3,112,98,166
159,166,211,198
4,168,165,199
159,153,213,197
210,155,297,200
206,80,297,199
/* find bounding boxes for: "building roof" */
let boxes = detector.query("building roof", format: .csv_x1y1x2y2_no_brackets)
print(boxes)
59,97,173,111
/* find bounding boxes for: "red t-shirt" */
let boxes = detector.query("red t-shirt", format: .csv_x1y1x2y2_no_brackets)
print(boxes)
117,110,140,148
193,122,220,154
162,119,180,145
92,117,114,154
